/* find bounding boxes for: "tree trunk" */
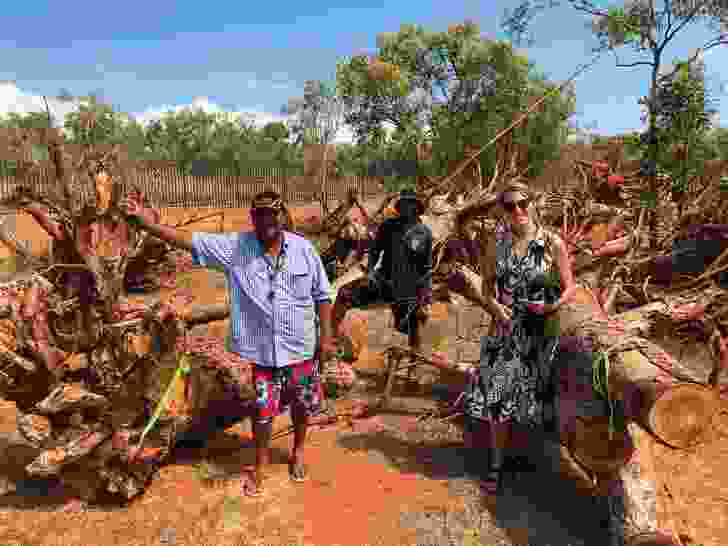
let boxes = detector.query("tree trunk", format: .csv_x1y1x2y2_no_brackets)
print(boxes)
555,295,721,449
601,423,681,546
569,416,635,476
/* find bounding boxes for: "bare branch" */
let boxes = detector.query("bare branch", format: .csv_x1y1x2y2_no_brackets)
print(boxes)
664,0,674,35
609,47,656,69
661,0,712,48
701,34,728,51
615,60,658,68
0,217,44,266
42,96,53,128
568,0,608,17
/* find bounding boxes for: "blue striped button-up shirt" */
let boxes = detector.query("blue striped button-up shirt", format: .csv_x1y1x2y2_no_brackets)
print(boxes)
191,230,332,368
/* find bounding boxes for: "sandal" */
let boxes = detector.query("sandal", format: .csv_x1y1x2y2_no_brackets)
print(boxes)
289,461,307,483
240,471,264,497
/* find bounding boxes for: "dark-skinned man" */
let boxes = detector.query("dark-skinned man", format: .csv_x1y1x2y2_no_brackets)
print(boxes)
332,189,433,354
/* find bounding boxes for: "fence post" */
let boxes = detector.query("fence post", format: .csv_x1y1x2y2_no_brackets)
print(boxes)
3,167,388,212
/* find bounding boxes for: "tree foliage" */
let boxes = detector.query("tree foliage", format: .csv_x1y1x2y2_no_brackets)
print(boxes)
64,96,135,147
336,21,575,190
282,79,346,147
622,53,719,198
1,102,307,177
502,0,728,197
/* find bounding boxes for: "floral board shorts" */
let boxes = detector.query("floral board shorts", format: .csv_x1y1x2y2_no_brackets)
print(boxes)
253,357,324,424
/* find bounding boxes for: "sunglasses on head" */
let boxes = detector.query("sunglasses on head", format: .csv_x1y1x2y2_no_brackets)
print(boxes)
503,198,531,213
252,207,281,217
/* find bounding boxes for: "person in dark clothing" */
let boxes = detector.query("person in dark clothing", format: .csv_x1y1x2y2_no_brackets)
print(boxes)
332,189,433,351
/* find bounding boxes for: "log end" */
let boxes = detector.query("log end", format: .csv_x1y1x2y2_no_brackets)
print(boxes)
626,531,681,546
648,384,720,449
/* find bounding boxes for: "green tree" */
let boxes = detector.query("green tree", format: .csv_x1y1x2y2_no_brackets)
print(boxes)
336,21,575,192
254,121,301,173
64,95,130,147
261,121,289,142
282,80,346,147
143,109,240,173
703,126,728,160
141,109,303,175
503,0,728,211
0,111,53,131
651,57,716,194
0,110,56,173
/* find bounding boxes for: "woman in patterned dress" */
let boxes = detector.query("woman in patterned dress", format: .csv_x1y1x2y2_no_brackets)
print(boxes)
463,181,576,493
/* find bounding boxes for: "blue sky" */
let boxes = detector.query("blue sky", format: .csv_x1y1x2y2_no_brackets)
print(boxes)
1,0,726,138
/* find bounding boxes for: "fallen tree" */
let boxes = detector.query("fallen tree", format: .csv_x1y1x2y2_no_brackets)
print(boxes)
0,123,247,504
321,128,727,546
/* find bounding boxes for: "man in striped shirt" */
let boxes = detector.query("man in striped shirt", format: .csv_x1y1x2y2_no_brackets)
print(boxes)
122,189,336,497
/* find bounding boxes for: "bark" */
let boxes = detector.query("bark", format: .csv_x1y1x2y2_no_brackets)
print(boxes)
0,131,252,503
182,303,231,326
601,423,680,546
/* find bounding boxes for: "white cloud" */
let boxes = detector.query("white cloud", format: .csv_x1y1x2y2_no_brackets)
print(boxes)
130,97,292,129
0,80,81,130
131,96,358,144
132,96,360,144
0,82,359,145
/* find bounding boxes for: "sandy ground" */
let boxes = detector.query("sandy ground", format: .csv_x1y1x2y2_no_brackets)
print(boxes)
0,204,726,546
0,198,380,260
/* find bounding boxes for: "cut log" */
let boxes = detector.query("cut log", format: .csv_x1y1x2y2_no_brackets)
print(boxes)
607,349,720,448
423,284,720,452
553,289,719,448
601,422,680,546
631,382,720,449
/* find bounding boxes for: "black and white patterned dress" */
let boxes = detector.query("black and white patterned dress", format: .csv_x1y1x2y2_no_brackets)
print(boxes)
464,225,560,427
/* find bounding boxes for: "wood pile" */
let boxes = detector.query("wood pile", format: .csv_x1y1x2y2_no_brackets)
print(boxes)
0,124,246,503
324,138,728,545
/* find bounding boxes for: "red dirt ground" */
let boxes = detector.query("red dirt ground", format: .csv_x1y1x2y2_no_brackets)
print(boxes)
1,205,727,546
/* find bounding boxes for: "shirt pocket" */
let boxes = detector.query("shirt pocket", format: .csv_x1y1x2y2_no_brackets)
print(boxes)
280,264,312,301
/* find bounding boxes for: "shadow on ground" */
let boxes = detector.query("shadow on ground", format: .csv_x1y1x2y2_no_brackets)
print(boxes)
336,400,611,546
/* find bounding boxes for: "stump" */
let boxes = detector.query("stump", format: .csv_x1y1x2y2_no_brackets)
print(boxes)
631,382,720,449
602,423,679,546
607,347,720,448
555,295,718,449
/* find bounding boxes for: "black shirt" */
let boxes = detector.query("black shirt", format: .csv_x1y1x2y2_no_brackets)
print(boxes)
369,217,433,302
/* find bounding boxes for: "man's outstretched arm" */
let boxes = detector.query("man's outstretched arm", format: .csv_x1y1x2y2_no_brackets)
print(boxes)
121,193,194,252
